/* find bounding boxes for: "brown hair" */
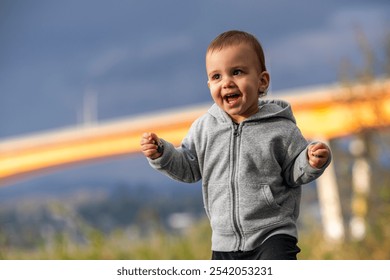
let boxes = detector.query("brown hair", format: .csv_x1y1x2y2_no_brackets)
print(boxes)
206,30,267,72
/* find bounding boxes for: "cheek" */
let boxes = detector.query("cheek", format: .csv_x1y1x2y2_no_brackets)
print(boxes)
209,85,222,101
243,80,261,96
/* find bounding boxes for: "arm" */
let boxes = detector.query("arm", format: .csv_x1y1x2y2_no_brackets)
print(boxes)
289,141,332,186
140,130,202,183
281,125,332,186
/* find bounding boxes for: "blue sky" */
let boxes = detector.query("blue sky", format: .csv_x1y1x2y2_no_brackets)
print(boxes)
0,0,389,189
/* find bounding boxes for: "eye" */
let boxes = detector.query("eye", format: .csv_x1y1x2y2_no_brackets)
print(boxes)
233,69,243,75
211,73,221,80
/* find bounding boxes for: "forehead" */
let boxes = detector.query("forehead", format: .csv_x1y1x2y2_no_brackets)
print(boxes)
206,43,259,70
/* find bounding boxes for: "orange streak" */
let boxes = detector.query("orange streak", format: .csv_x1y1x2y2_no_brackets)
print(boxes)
1,80,389,186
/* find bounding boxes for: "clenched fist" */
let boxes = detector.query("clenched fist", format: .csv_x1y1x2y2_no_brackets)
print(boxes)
307,142,330,169
140,132,163,160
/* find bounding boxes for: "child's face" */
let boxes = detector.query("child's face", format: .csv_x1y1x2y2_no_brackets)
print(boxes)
206,43,269,123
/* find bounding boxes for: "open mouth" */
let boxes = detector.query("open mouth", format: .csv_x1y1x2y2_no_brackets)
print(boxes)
224,93,241,104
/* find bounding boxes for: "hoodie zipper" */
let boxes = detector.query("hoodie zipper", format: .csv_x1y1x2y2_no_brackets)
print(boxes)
231,122,244,250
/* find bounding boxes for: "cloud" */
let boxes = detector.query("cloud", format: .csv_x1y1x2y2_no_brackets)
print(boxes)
140,34,194,60
87,33,194,79
267,4,388,89
88,48,130,78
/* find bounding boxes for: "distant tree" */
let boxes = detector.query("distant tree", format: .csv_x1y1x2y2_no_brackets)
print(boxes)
337,28,390,242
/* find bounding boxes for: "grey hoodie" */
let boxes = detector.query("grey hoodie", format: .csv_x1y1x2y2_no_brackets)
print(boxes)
148,99,331,252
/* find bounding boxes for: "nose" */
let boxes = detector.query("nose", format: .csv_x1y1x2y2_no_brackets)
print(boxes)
222,76,235,89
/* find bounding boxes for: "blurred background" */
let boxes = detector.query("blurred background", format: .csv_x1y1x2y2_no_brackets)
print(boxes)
0,0,389,259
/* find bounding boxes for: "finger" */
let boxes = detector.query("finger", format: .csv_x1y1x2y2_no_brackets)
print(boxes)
312,142,329,152
141,133,151,143
309,143,329,157
308,144,320,158
140,137,153,146
141,142,158,151
143,148,161,159
315,148,329,157
141,132,159,145
309,156,327,169
149,132,160,143
142,145,157,155
310,150,326,158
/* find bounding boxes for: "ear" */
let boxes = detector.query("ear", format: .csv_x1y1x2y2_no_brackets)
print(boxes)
207,80,210,89
258,71,270,93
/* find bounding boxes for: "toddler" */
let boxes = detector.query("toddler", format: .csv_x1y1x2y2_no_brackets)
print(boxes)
140,30,331,260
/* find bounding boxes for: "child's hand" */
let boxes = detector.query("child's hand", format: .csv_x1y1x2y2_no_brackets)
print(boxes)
140,132,163,159
308,142,330,169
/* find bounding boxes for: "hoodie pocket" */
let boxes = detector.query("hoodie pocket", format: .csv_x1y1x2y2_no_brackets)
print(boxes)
203,183,233,233
239,184,285,231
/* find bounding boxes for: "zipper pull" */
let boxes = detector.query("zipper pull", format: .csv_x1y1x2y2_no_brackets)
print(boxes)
233,123,240,137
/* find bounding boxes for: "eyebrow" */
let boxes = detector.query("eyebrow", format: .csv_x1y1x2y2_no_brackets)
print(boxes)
231,65,248,70
207,65,248,75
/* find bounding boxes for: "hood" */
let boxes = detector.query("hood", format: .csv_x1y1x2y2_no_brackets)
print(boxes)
208,99,297,124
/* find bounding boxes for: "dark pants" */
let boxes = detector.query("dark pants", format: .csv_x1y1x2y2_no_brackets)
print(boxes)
212,234,301,260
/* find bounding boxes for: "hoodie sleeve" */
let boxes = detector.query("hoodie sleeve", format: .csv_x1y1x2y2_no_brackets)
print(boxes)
282,128,332,187
290,141,332,186
147,122,202,184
